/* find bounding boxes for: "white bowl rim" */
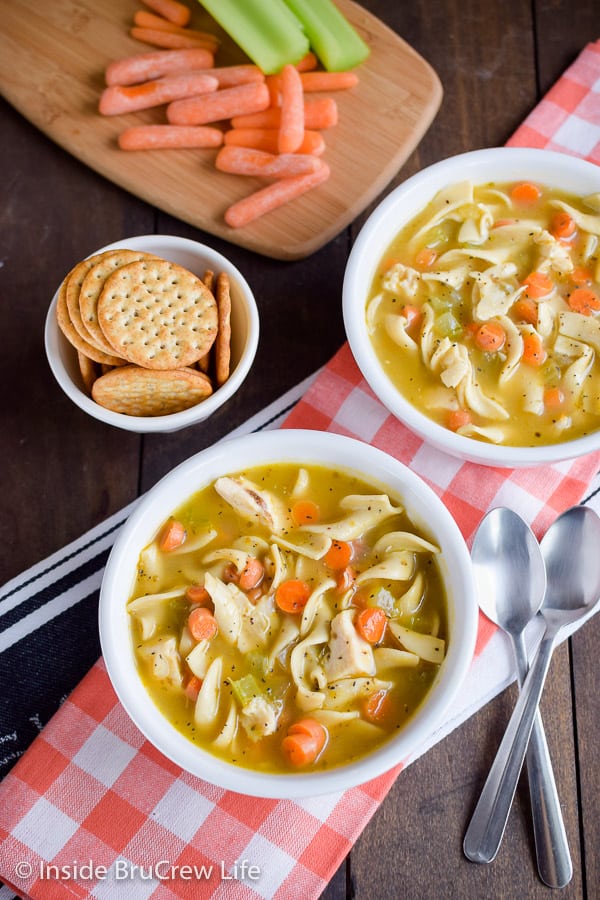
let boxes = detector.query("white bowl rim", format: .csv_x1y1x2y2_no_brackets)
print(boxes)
99,428,478,798
343,147,600,468
44,234,260,433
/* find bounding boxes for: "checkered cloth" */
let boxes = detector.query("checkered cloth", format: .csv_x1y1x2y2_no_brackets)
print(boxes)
1,40,600,900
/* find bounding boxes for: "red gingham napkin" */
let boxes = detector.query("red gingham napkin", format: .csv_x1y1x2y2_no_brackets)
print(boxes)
1,41,599,900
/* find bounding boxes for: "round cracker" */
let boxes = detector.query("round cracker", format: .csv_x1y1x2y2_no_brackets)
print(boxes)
65,251,112,349
79,249,159,355
97,258,218,370
215,271,231,387
55,276,127,367
77,350,100,394
92,365,213,416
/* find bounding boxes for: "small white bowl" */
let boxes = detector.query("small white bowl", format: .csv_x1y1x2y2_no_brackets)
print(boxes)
99,429,477,799
343,148,600,467
45,234,259,433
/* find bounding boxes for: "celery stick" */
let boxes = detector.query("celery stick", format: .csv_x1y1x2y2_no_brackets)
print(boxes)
282,0,370,71
196,0,310,74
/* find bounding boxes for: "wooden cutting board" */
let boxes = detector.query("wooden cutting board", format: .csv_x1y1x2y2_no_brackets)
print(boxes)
0,0,442,260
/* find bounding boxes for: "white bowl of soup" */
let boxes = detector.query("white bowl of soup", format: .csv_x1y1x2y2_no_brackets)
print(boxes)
45,234,259,433
99,429,477,798
343,148,600,467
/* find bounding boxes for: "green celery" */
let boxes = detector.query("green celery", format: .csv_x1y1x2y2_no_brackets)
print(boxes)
196,0,309,74
282,0,370,70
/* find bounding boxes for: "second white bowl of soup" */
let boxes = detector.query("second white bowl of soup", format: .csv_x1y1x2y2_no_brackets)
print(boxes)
99,430,477,798
343,148,600,467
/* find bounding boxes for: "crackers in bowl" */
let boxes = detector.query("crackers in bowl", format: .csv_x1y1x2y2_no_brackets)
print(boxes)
45,235,259,432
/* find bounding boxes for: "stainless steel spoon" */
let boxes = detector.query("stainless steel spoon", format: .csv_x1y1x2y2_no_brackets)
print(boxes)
463,505,600,875
467,507,572,887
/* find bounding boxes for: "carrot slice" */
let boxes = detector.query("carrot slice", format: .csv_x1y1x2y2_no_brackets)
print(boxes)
550,210,576,240
281,732,320,767
522,332,547,366
510,182,541,204
224,162,330,228
159,519,186,552
288,718,327,750
544,387,565,409
355,608,387,644
475,321,506,352
335,566,356,594
238,557,264,591
184,675,202,701
571,267,593,287
513,297,538,327
324,540,352,570
275,579,311,614
401,304,422,331
278,64,304,154
446,408,472,432
167,81,270,125
141,0,191,27
188,607,218,641
363,689,394,724
567,287,600,316
291,500,320,525
414,247,437,269
185,584,211,605
522,271,554,299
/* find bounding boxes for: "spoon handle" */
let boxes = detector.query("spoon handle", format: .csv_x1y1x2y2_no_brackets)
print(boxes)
513,633,572,887
463,631,556,864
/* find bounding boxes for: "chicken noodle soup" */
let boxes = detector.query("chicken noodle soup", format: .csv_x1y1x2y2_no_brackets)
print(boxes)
127,463,447,773
367,180,600,446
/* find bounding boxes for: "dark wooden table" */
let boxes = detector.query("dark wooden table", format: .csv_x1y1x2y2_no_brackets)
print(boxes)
1,1,599,897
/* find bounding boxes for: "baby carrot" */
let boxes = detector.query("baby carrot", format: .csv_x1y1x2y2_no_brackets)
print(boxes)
275,579,311,614
278,64,304,154
446,408,472,432
356,608,387,644
238,557,265,591
105,48,214,86
130,27,217,51
224,162,330,228
474,320,506,352
188,607,218,641
522,332,547,366
132,12,220,51
215,146,321,178
324,540,353,570
567,287,600,316
522,271,554,299
231,97,338,130
159,519,186,552
202,65,265,88
99,72,218,115
510,182,541,204
167,81,270,125
295,52,319,72
291,499,320,525
224,127,325,156
141,0,191,27
300,71,359,91
550,210,576,240
513,297,538,327
119,124,223,150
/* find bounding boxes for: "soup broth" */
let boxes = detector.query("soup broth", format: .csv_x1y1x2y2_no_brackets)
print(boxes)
367,180,600,446
128,463,448,774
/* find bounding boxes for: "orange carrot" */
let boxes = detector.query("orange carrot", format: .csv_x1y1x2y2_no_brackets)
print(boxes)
511,182,541,204
513,297,538,327
522,271,554,299
188,607,218,641
224,127,325,156
133,10,219,49
567,287,600,316
414,247,437,268
159,519,186,552
215,146,320,178
363,690,394,724
278,64,305,154
571,267,593,287
401,304,422,331
201,65,264,88
522,332,547,366
238,557,265,591
544,387,565,409
336,565,356,594
446,408,472,432
282,718,327,767
295,52,319,72
141,0,191,27
105,48,214,86
185,584,212,605
275,579,311,614
130,27,217,51
184,675,202,701
299,71,359,91
99,72,218,115
167,81,270,125
119,124,223,150
356,607,387,644
291,499,320,525
224,162,330,228
475,320,506,352
324,540,353,570
550,210,576,240
231,97,338,130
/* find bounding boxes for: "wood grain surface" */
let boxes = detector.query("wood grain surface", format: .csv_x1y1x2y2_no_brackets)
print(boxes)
1,1,599,899
0,0,442,260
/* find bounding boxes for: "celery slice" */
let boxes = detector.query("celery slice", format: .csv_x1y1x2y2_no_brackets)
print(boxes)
196,0,310,74
282,0,370,71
